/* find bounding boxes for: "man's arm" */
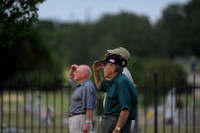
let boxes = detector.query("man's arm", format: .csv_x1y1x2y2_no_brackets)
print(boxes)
93,61,103,88
82,109,92,133
112,109,130,133
67,64,78,82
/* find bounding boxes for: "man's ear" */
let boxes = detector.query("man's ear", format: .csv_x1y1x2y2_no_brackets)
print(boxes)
112,65,116,73
82,73,88,79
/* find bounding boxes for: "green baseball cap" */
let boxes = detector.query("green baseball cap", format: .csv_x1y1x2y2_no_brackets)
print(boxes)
107,47,130,61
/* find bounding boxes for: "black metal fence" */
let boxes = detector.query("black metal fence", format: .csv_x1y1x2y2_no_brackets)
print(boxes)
0,72,200,133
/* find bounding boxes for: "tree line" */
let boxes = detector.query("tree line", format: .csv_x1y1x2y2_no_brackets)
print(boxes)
0,0,199,85
36,0,200,65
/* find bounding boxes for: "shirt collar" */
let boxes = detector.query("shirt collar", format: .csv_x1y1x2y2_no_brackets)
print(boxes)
77,78,89,87
110,72,122,84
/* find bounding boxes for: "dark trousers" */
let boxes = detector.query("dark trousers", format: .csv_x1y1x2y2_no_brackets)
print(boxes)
101,117,131,133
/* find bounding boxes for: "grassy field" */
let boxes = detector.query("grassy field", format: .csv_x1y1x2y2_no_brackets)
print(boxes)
1,90,200,133
1,90,71,133
141,125,200,133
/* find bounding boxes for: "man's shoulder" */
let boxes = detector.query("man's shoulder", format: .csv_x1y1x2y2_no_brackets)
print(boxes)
85,79,94,85
83,79,95,89
116,73,134,86
122,67,133,83
117,73,129,80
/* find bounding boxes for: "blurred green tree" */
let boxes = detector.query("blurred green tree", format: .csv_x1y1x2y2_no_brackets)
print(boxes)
37,12,165,66
0,0,59,84
156,4,190,58
184,0,200,56
0,28,62,84
0,0,45,47
156,0,200,58
138,60,187,106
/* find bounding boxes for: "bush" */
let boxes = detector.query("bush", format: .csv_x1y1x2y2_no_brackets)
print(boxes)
144,60,187,87
128,58,187,106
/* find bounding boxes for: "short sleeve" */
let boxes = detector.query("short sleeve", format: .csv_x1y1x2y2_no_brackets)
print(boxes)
71,77,78,89
82,82,97,110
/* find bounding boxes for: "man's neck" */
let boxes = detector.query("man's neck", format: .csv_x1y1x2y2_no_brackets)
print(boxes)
106,72,118,81
76,78,87,84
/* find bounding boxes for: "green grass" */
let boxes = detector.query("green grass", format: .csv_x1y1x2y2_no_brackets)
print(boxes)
1,91,70,133
141,125,200,133
1,90,200,133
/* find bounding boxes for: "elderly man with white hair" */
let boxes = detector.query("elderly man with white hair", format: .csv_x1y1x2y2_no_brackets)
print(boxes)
68,64,97,133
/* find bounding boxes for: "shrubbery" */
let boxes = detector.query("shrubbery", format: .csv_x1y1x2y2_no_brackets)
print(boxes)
128,57,187,106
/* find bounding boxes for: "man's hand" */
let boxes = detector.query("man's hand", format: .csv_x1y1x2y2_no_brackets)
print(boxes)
71,64,78,72
93,61,102,72
112,128,120,133
93,61,103,88
112,109,130,133
82,123,90,133
68,64,78,82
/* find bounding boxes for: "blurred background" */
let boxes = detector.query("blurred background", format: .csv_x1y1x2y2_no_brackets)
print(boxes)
1,0,200,85
1,0,200,132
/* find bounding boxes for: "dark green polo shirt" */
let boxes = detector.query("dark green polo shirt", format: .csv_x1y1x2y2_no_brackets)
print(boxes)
99,73,138,120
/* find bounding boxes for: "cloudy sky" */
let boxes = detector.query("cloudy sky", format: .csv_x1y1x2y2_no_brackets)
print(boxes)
38,0,189,23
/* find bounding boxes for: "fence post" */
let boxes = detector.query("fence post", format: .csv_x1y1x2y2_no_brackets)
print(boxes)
60,80,63,133
0,83,3,133
39,73,41,133
154,70,158,133
8,77,11,133
23,73,27,133
162,74,166,133
144,74,147,133
193,73,195,133
186,86,188,133
53,74,56,133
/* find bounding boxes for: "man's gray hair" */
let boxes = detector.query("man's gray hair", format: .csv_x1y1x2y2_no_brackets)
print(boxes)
110,63,124,73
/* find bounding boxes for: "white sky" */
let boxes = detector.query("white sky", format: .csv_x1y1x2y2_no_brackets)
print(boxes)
38,0,189,23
